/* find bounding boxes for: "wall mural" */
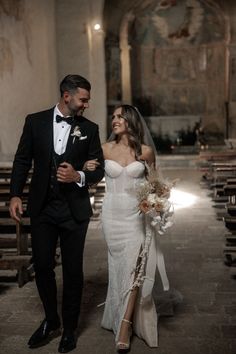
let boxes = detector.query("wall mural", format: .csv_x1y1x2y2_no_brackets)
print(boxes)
0,0,23,19
125,0,226,146
152,0,204,44
0,37,13,75
0,0,32,76
132,0,225,47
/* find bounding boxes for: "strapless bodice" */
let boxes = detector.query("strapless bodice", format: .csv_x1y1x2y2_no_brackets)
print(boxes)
104,159,145,194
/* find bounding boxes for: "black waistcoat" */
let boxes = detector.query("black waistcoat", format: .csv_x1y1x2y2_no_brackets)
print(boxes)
47,151,67,201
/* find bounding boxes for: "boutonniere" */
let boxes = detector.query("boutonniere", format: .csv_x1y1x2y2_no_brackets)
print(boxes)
71,126,87,143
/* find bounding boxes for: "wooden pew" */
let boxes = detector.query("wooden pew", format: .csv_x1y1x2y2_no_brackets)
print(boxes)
198,150,236,162
198,149,236,184
0,166,105,285
223,245,236,267
198,154,236,269
209,164,236,203
0,213,33,286
0,166,33,286
222,182,236,267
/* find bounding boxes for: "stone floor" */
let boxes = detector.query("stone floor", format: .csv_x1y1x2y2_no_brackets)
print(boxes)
0,167,236,354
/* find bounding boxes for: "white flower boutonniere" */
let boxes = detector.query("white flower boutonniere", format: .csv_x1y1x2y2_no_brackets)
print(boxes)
71,126,87,143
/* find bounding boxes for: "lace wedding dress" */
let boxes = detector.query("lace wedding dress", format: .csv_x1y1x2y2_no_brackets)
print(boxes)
101,159,166,347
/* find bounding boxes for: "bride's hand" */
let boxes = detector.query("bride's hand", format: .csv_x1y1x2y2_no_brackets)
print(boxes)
83,159,100,171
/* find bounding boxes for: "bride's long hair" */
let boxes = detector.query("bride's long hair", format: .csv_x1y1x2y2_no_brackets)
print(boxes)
109,104,144,159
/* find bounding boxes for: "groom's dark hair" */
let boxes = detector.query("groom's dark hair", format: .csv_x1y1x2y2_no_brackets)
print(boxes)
60,74,91,96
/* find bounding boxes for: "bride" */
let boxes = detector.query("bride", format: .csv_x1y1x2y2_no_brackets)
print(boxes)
84,104,177,353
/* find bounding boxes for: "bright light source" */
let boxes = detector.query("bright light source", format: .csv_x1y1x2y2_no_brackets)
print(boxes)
170,188,198,210
94,23,101,31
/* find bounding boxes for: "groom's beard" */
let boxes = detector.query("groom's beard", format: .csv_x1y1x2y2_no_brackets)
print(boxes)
67,100,85,117
78,108,85,116
69,106,85,117
75,108,85,117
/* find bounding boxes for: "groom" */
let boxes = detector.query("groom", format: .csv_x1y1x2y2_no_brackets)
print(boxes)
9,74,104,353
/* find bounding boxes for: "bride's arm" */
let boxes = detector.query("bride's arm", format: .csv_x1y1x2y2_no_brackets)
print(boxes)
102,142,110,160
83,159,100,171
141,145,156,167
83,142,110,171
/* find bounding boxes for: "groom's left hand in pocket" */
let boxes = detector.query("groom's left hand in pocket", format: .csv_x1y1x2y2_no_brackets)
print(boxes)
57,162,81,183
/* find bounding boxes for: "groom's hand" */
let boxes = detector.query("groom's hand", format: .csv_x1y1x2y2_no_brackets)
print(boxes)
9,197,23,222
57,162,81,183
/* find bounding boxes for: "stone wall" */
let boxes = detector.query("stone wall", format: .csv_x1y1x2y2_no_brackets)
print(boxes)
56,0,107,143
104,0,236,141
0,0,58,156
0,0,107,157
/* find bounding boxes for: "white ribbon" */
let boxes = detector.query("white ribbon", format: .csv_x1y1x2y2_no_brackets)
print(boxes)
141,214,169,299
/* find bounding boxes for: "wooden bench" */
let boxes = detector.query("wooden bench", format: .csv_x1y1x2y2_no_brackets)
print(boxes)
223,245,236,267
225,233,236,242
0,166,105,285
198,149,236,184
198,150,236,162
226,204,236,216
224,216,236,230
209,165,236,203
0,212,33,287
0,166,33,286
219,181,236,268
198,156,236,269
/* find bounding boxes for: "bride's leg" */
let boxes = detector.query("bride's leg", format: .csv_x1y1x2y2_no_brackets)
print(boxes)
117,249,142,348
117,286,138,345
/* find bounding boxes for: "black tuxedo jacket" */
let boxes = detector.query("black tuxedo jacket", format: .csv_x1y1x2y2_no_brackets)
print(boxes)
10,107,104,221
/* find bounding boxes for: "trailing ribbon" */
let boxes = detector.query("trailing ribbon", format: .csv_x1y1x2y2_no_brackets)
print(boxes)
130,212,170,298
141,214,169,299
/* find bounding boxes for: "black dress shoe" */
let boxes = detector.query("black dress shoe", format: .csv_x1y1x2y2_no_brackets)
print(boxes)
28,318,60,348
58,330,76,353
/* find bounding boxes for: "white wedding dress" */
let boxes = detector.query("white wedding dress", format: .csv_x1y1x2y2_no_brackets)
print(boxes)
101,159,163,347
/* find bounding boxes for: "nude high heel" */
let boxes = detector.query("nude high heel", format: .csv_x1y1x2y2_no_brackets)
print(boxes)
116,319,132,353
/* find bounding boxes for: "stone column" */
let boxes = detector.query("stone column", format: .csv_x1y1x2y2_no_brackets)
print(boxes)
120,13,134,104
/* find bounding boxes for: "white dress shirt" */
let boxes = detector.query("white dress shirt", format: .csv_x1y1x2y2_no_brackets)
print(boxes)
53,105,85,187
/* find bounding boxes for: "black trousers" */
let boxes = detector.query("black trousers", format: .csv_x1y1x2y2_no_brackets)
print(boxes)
30,199,89,330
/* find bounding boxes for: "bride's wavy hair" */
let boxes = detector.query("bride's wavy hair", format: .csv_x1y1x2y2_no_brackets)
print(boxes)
112,104,144,159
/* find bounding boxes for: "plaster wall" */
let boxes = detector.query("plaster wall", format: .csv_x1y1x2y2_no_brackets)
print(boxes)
0,0,58,156
56,0,107,143
0,0,107,158
224,1,236,138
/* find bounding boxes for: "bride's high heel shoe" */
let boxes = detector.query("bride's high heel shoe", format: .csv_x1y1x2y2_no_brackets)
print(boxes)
116,319,132,353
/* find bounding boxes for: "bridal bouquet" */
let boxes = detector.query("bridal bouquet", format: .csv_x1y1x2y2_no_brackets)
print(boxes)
136,164,176,235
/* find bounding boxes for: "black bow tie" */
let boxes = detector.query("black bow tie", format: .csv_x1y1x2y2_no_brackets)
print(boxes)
56,115,74,125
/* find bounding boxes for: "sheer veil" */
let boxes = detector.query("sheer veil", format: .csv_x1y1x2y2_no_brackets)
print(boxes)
108,106,161,173
133,107,161,171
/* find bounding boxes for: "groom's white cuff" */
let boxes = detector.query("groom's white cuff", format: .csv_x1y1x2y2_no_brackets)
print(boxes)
76,171,85,187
